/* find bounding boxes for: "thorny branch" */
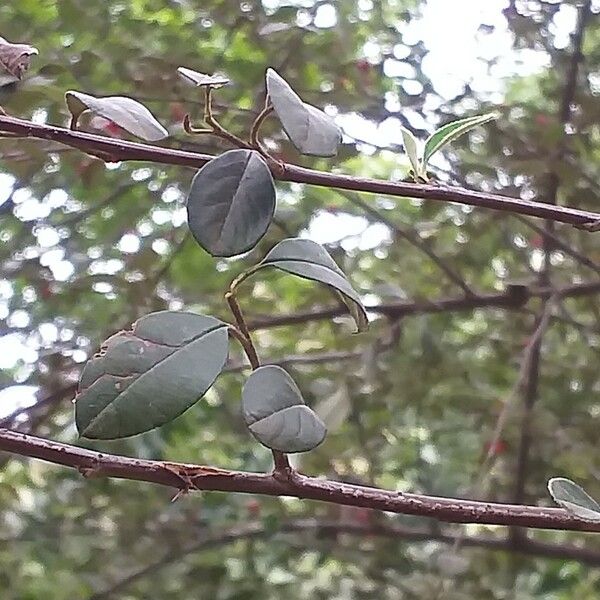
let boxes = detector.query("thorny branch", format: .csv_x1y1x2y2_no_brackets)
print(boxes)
0,115,599,227
1,428,600,532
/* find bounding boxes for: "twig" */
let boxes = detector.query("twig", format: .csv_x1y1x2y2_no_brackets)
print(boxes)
86,518,600,599
0,115,598,227
341,190,474,295
0,428,599,531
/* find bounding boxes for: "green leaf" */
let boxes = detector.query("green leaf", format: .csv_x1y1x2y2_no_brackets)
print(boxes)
547,477,600,521
64,91,168,141
177,66,230,88
266,68,341,157
422,112,498,167
400,126,421,178
242,365,327,453
75,311,229,439
186,149,276,257
256,238,368,332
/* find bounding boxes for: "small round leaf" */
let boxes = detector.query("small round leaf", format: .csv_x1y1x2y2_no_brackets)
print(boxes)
186,149,276,257
547,477,600,522
266,68,341,157
75,311,229,439
65,91,168,141
242,365,327,453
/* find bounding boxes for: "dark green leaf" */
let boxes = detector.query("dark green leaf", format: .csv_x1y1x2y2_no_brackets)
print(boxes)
75,311,229,439
266,68,341,157
242,365,326,453
256,238,368,332
186,149,276,257
547,478,600,521
64,91,169,141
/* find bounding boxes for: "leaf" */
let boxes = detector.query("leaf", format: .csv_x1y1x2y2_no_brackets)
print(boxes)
423,112,498,166
547,478,600,521
64,91,168,141
314,382,351,431
75,311,229,439
0,37,38,83
177,66,230,88
266,68,341,157
400,126,421,178
256,238,368,332
242,365,327,453
186,149,276,257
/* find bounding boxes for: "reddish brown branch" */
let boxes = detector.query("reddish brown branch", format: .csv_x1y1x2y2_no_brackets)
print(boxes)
88,519,600,599
1,428,599,532
0,115,599,227
247,281,600,330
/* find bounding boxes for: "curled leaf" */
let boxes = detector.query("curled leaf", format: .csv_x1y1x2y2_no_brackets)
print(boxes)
75,311,229,439
242,365,327,453
423,112,498,167
186,149,276,257
177,66,230,88
266,68,341,157
547,477,600,522
0,36,38,84
400,126,421,178
255,238,368,332
65,91,169,141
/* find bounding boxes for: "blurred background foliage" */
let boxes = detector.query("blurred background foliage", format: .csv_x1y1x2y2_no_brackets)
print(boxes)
0,0,599,598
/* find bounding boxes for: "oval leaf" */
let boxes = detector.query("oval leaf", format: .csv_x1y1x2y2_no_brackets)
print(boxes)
547,477,600,522
423,112,498,167
400,126,421,178
242,365,326,453
256,238,368,332
65,91,168,141
266,68,341,157
186,149,276,257
177,66,230,88
0,36,38,83
75,311,229,439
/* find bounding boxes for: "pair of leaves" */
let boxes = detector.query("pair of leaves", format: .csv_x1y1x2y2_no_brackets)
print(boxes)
547,478,600,522
75,311,228,439
266,68,342,157
242,365,326,453
65,91,168,141
401,112,498,181
76,311,326,454
186,149,276,257
0,36,38,85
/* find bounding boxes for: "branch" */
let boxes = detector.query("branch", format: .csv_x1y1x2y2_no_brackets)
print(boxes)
88,518,600,599
246,280,600,330
1,428,599,532
0,115,599,227
341,190,474,295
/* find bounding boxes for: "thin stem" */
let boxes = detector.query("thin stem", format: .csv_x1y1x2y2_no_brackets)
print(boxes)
250,102,273,152
225,285,292,476
69,114,79,131
203,86,253,150
227,324,259,370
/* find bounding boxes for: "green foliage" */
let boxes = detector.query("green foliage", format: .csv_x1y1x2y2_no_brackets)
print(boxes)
1,0,600,598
